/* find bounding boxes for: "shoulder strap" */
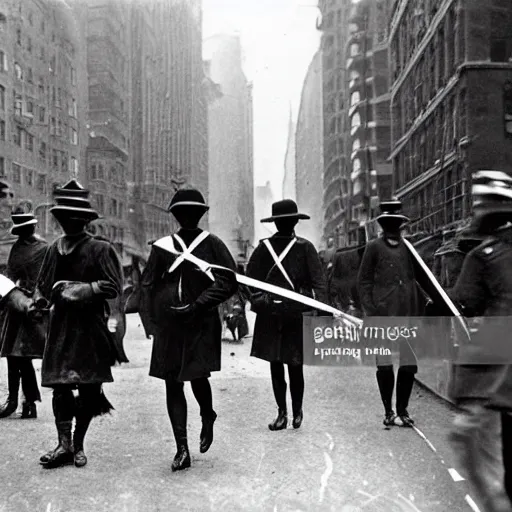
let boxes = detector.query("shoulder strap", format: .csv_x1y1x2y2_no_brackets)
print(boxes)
168,231,210,274
263,238,297,290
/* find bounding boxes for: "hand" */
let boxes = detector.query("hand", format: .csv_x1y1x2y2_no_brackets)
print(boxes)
6,288,34,315
52,281,94,303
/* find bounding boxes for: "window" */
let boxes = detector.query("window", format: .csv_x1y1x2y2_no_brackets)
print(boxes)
0,157,4,177
352,139,361,153
25,100,34,116
40,46,44,61
14,62,22,80
91,164,97,180
39,106,45,123
39,78,44,95
70,157,78,175
50,55,55,74
27,37,32,53
61,153,68,173
53,149,58,168
37,174,46,193
12,163,20,183
70,67,76,86
98,164,104,180
16,29,21,45
0,85,4,110
13,127,22,146
351,113,361,129
26,169,33,186
39,142,46,161
350,91,361,106
28,11,33,25
0,119,4,140
27,68,33,83
14,93,22,115
51,116,56,135
41,20,45,34
68,98,77,118
110,198,118,216
0,50,7,72
26,133,33,151
70,128,77,145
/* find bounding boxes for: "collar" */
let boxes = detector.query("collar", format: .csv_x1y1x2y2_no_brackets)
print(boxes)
56,232,90,256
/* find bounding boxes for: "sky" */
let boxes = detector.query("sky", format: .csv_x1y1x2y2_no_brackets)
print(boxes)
202,0,322,200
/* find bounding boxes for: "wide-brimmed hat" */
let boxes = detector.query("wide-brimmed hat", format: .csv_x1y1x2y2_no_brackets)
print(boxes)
471,170,512,206
167,188,209,212
376,200,410,226
50,179,99,221
261,199,310,223
11,201,37,235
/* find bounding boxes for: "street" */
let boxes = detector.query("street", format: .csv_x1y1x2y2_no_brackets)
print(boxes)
0,313,476,512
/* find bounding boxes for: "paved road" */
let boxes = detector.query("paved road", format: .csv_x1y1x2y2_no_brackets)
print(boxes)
0,313,478,512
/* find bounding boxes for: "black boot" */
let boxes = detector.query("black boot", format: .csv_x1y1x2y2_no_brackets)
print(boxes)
396,367,416,427
268,408,288,431
292,410,303,429
172,438,191,472
73,399,93,468
200,410,217,454
40,421,74,469
0,359,20,418
0,399,18,418
376,367,396,426
21,401,37,419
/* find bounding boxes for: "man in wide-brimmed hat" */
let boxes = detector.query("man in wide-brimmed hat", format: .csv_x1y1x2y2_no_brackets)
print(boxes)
34,179,127,469
246,199,327,431
0,202,48,419
357,200,422,427
139,186,238,472
447,170,512,511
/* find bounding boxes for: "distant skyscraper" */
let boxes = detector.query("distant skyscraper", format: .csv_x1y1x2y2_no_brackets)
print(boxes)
204,34,254,264
282,109,296,201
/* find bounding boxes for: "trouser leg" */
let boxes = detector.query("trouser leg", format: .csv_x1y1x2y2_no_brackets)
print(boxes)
165,378,190,471
19,358,41,403
376,364,395,415
270,362,287,412
288,364,304,418
0,357,20,418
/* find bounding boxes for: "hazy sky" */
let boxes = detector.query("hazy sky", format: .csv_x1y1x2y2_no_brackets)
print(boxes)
202,0,321,200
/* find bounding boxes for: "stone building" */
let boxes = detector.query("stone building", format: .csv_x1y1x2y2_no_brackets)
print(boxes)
295,50,324,250
390,0,512,233
345,0,393,243
0,0,87,261
282,110,296,201
204,34,254,264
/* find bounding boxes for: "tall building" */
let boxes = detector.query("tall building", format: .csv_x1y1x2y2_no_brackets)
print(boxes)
204,34,254,264
317,0,350,247
0,0,88,262
84,0,130,261
295,50,324,249
390,0,512,234
345,0,392,243
282,109,296,200
254,180,274,245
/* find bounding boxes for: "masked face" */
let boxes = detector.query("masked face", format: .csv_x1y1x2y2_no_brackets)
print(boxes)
171,206,206,229
274,218,298,235
55,216,88,235
379,219,403,239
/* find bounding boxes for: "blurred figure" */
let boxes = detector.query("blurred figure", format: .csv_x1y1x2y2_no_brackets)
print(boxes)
447,170,512,511
0,202,48,419
247,199,327,431
358,200,422,427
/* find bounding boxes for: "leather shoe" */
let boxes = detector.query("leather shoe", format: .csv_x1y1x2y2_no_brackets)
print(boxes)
21,402,37,419
74,450,87,468
200,411,217,453
292,410,303,429
268,409,287,431
172,444,191,472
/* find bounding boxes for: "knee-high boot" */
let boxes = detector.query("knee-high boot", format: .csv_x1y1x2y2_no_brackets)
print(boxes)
269,362,287,431
73,396,93,468
396,366,417,426
0,358,20,418
376,366,396,425
166,380,191,471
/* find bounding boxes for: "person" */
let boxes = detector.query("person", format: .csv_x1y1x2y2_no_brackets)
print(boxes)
447,170,512,511
357,200,422,427
139,187,238,472
246,199,327,431
35,179,128,469
0,202,48,419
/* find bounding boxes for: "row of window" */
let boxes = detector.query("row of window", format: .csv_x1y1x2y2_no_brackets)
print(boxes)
0,158,48,193
90,163,125,186
92,193,125,219
393,88,467,190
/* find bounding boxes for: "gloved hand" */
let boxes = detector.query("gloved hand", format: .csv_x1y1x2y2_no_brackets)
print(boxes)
250,292,273,313
52,281,95,303
169,302,199,323
5,288,35,316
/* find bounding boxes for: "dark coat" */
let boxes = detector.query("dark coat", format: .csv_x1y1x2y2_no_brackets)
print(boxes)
448,227,512,410
357,237,422,317
246,234,327,365
36,233,126,387
0,235,48,358
140,228,238,382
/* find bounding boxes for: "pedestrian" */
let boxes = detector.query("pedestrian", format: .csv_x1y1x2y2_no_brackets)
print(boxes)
0,202,48,419
139,187,238,472
357,200,422,427
35,179,128,469
246,199,327,431
447,170,512,511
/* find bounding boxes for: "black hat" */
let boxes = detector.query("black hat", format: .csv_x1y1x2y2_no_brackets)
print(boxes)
261,199,310,223
376,200,410,226
472,170,512,206
50,179,99,221
11,201,37,235
167,187,209,212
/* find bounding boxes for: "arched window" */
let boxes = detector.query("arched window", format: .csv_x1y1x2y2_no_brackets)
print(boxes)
14,62,22,80
350,91,361,106
98,164,104,180
353,158,361,173
350,43,360,57
91,164,97,180
352,139,361,152
351,113,361,128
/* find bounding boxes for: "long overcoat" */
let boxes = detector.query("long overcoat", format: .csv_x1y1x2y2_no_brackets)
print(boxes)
139,228,238,382
36,232,127,387
0,235,48,358
247,234,327,365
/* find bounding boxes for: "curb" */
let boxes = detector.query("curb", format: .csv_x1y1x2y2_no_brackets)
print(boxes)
414,376,458,408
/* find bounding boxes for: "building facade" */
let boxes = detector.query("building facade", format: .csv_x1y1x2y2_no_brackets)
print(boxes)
295,50,324,249
204,34,254,264
254,180,274,245
317,0,350,247
390,0,512,233
282,110,296,200
346,0,393,243
0,0,88,262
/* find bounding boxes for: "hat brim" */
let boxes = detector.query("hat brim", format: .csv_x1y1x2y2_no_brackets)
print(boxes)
11,219,37,233
261,213,310,223
50,206,99,220
376,214,410,224
168,201,209,212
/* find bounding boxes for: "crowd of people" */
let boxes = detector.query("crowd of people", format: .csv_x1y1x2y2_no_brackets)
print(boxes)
0,172,511,511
